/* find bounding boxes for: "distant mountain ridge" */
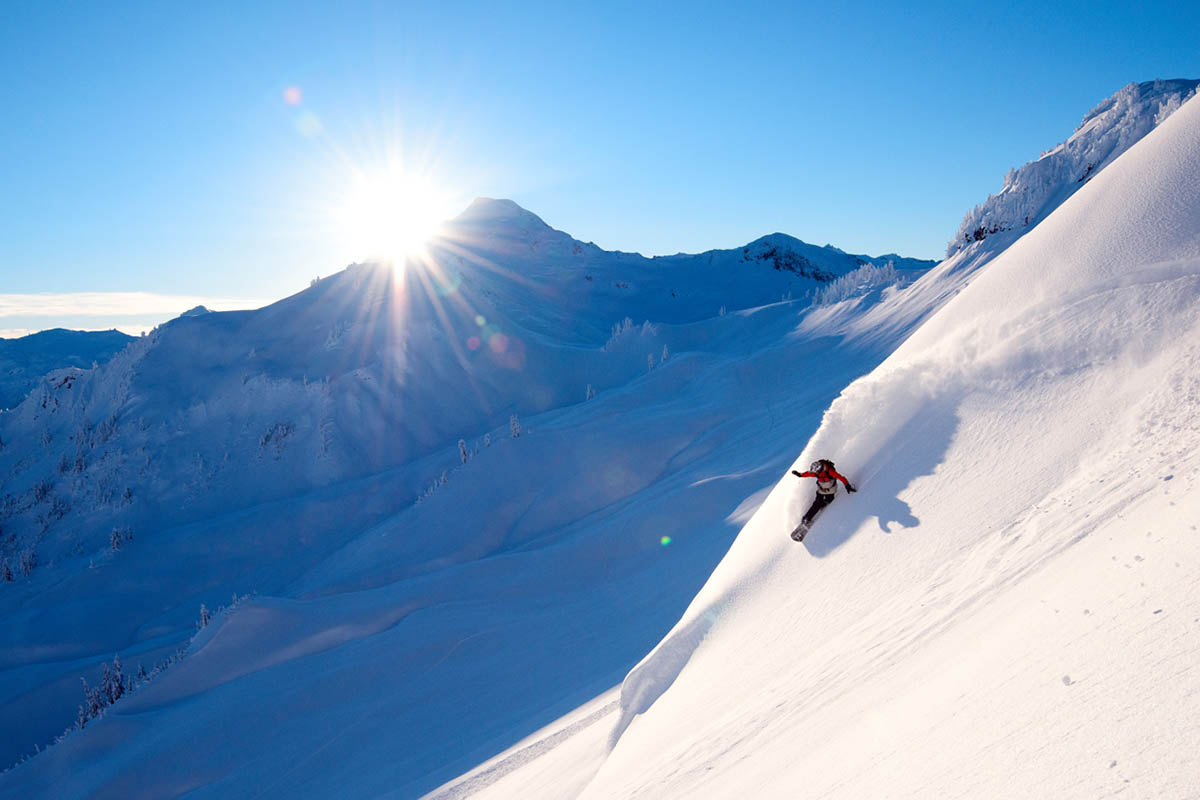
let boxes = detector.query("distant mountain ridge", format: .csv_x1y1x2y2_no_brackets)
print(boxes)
0,329,134,410
456,197,935,272
429,199,936,342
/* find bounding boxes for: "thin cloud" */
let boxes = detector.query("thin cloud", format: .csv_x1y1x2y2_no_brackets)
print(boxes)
0,292,270,318
0,292,277,338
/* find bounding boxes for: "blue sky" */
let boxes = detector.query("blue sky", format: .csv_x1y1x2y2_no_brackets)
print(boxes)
1,0,1197,333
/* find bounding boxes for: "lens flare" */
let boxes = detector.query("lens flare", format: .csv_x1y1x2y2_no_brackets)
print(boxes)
295,111,323,138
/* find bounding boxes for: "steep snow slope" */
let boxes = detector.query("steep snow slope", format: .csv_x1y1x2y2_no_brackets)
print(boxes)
519,92,1200,799
0,329,133,409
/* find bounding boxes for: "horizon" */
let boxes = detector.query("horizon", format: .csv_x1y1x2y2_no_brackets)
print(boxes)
0,195,936,339
2,1,1198,336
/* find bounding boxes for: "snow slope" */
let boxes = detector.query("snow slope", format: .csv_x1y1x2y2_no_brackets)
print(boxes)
0,329,133,410
475,91,1200,799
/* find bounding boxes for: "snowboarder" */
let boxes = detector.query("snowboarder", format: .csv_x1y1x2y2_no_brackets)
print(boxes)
790,459,856,541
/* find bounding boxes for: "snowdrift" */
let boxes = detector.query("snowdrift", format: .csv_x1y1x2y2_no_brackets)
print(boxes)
574,93,1200,799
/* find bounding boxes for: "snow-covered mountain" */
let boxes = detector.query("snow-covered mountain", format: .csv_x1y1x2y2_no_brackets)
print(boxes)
0,329,133,410
437,198,933,343
0,203,932,790
437,91,1200,799
0,214,932,580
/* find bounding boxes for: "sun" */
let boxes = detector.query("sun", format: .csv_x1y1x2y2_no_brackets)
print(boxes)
336,167,453,268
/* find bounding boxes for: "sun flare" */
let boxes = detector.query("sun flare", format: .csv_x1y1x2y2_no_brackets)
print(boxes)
337,167,454,268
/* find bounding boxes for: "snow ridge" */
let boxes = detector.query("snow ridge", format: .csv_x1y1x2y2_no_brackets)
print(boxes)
948,78,1199,255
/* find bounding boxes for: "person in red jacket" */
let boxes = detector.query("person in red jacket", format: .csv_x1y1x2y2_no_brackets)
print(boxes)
790,459,856,540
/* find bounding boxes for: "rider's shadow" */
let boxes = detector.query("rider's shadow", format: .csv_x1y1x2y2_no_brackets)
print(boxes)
874,495,919,533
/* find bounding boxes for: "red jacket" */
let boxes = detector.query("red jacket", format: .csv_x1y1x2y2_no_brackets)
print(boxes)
795,466,853,495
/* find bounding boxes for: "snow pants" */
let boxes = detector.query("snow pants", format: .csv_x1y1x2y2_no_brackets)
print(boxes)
803,492,836,525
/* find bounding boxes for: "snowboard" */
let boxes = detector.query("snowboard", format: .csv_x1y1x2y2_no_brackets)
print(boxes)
789,522,809,542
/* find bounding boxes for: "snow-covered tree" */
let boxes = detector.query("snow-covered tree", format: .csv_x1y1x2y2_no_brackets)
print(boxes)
76,678,103,729
19,548,36,577
197,603,211,630
75,655,130,729
510,414,522,438
813,262,900,306
586,384,596,401
648,353,656,372
110,527,131,551
459,439,469,464
102,656,127,705
1,559,12,582
661,344,669,363
605,317,636,350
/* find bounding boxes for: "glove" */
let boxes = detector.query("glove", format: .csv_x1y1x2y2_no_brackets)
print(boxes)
791,470,802,477
847,484,857,493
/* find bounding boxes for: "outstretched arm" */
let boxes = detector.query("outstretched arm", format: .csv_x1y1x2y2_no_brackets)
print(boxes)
830,469,857,492
791,470,815,479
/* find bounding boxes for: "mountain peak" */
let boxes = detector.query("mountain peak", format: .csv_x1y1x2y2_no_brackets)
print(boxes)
453,197,552,230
